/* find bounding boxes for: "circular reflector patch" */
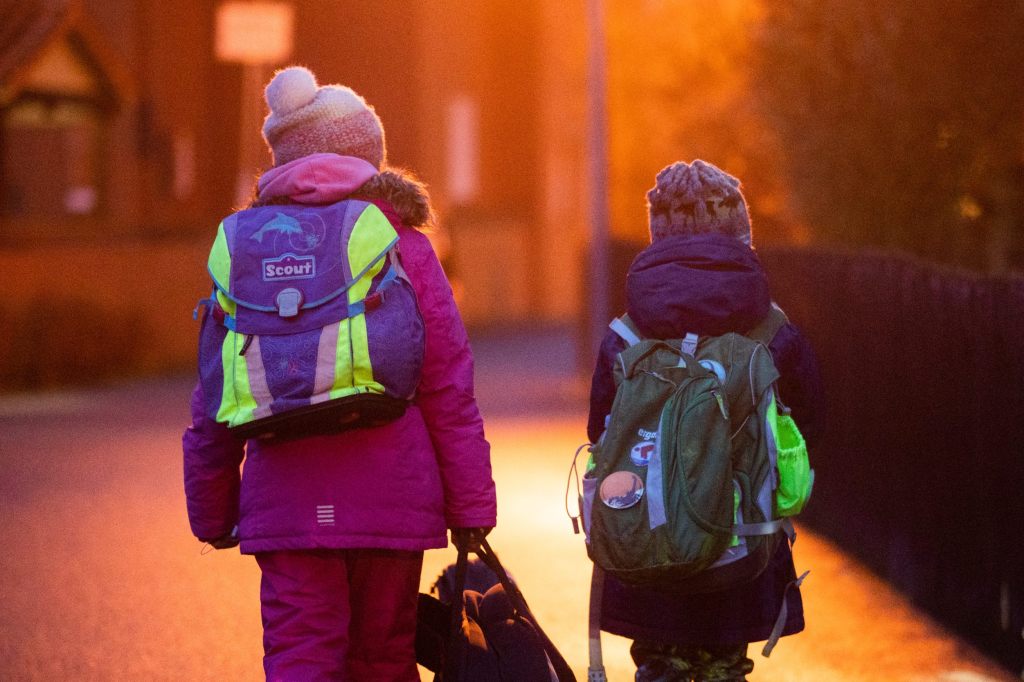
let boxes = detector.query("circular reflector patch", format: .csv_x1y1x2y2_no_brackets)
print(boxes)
600,471,644,509
630,440,655,467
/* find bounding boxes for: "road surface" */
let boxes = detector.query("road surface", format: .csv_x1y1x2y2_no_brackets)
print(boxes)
0,329,1016,681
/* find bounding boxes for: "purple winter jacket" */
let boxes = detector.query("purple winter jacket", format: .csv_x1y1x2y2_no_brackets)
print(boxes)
588,233,825,647
183,155,497,554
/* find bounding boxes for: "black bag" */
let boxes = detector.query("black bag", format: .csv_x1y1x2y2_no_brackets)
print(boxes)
415,538,576,682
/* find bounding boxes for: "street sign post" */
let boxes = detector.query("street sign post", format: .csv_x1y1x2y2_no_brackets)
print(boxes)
584,0,610,373
215,1,295,206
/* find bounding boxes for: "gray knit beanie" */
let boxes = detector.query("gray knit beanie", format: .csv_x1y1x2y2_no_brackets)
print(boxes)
646,160,752,244
261,66,386,169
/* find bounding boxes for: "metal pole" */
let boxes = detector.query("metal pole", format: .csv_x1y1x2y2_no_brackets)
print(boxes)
584,0,610,369
234,62,266,209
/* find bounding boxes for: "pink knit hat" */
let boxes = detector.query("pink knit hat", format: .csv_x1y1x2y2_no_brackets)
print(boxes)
261,66,386,169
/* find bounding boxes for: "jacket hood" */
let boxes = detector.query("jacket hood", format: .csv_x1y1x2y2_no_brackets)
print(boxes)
626,233,771,339
255,152,433,228
257,153,378,205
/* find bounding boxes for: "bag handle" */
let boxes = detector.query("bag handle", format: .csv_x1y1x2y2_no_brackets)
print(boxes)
444,543,471,678
614,305,789,349
445,539,577,682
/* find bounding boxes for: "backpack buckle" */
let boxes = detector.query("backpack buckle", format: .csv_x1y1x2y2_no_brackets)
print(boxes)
681,332,699,356
275,288,303,318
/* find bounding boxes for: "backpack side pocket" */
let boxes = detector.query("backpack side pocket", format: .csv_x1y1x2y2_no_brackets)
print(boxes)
771,400,813,517
581,474,599,543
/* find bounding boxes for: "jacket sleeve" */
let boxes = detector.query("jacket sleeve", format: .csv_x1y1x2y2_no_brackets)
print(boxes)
769,322,827,448
400,232,497,529
587,330,625,444
182,381,246,541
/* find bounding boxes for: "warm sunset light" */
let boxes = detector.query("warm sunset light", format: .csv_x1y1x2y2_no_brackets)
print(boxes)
1,1,1021,680
606,0,769,243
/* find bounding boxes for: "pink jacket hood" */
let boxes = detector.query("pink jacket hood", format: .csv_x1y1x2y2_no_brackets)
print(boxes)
257,153,378,205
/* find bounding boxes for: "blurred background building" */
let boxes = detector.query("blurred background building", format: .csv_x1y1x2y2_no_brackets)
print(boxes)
0,0,596,387
2,0,1021,390
0,0,587,318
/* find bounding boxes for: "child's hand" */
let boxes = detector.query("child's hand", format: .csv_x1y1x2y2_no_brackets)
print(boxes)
450,527,492,553
206,526,239,550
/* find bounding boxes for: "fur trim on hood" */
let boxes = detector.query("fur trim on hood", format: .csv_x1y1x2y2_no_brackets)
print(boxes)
356,169,434,228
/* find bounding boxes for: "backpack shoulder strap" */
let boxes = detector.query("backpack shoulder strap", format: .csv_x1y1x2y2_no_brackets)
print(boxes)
609,314,643,346
615,306,787,350
746,303,789,346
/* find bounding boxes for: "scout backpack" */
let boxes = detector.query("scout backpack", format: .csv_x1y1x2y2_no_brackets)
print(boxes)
579,306,813,595
194,199,424,441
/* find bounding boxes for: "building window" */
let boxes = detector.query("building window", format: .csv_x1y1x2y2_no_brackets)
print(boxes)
1,31,112,220
1,98,103,217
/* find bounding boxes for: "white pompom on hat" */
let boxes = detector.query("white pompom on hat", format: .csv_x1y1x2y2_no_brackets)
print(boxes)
261,66,386,169
646,160,752,245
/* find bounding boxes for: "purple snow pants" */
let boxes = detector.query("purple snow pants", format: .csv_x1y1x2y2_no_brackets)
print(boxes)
256,548,423,682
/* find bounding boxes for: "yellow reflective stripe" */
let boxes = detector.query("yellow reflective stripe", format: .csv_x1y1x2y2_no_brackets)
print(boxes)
346,256,384,301
347,204,397,279
345,249,387,395
341,204,392,396
325,317,385,398
346,261,380,391
209,222,236,315
349,304,384,393
215,289,236,316
216,330,257,426
328,319,356,399
208,222,232,291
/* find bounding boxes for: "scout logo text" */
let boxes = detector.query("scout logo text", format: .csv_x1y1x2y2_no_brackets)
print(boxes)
263,253,315,281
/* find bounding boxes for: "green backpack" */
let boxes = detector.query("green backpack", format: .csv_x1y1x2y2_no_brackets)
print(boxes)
581,306,813,596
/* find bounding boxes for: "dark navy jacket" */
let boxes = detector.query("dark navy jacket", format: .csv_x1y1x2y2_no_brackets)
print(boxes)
587,233,825,646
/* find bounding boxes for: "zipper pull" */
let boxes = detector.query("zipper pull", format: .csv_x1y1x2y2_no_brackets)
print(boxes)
239,334,254,356
713,390,728,418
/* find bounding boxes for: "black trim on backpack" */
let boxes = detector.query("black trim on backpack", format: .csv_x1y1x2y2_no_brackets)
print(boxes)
231,393,409,442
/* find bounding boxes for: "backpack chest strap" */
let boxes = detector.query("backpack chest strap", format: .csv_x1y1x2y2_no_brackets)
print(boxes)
609,316,705,363
610,304,789,350
733,517,796,542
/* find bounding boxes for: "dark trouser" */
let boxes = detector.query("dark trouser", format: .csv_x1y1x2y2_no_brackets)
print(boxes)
256,548,423,682
631,640,754,682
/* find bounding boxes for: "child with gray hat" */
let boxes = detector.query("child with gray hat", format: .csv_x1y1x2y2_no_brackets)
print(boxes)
586,160,825,681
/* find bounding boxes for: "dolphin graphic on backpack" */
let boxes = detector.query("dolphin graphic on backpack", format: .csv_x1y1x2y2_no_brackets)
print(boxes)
194,199,424,441
579,306,813,595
